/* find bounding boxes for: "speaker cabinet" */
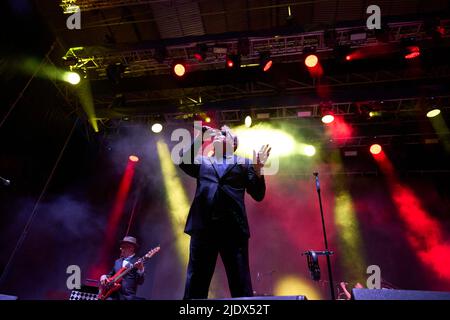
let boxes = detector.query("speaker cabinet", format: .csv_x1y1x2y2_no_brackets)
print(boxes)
352,289,450,300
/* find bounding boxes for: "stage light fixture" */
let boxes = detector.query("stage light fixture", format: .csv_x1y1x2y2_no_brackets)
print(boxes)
193,43,208,62
304,145,316,157
333,45,352,63
64,72,81,85
244,115,252,128
129,155,139,162
151,123,163,133
370,144,382,155
173,62,186,77
305,54,319,68
401,37,421,60
426,108,441,118
320,103,335,124
405,46,420,60
226,54,240,69
259,51,273,72
356,102,382,119
321,114,334,124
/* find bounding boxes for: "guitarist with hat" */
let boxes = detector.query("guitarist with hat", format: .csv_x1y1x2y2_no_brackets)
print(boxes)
99,236,145,300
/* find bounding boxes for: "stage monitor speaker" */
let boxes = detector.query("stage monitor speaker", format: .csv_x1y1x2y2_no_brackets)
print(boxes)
352,289,450,300
0,293,18,300
216,295,307,300
69,284,99,300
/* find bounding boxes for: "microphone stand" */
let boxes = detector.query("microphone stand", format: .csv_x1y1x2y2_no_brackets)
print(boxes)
313,172,335,300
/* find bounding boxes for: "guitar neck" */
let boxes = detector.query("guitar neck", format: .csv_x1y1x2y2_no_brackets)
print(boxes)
113,256,148,281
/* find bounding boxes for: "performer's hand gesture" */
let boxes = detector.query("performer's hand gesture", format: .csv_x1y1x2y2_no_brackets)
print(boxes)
253,144,271,176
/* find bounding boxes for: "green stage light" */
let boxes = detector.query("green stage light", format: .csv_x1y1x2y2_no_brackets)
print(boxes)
64,72,81,85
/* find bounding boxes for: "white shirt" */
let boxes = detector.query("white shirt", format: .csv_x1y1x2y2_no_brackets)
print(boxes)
122,254,145,274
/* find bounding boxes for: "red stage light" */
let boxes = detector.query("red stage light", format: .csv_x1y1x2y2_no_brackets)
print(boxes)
346,55,352,61
259,51,272,72
193,53,204,61
193,44,207,62
370,144,382,155
226,54,241,69
305,54,319,68
129,155,139,162
173,63,186,77
321,114,335,124
263,60,273,72
89,160,136,279
405,46,420,60
373,151,450,281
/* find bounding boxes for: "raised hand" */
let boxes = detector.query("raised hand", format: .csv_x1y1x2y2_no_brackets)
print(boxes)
253,144,271,176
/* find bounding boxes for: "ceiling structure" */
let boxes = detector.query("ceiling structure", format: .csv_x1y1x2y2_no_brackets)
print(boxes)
31,0,450,142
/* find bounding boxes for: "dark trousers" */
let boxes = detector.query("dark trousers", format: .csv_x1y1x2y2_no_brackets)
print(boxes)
183,229,253,299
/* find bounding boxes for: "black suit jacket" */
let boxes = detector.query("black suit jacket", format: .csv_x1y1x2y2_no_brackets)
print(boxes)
180,152,266,238
107,255,145,300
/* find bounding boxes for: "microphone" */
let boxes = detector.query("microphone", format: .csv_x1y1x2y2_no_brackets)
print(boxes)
1,176,11,186
313,172,320,191
203,126,225,137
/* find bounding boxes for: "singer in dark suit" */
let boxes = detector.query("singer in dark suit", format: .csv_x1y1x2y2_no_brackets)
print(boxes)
179,125,271,299
100,236,145,300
